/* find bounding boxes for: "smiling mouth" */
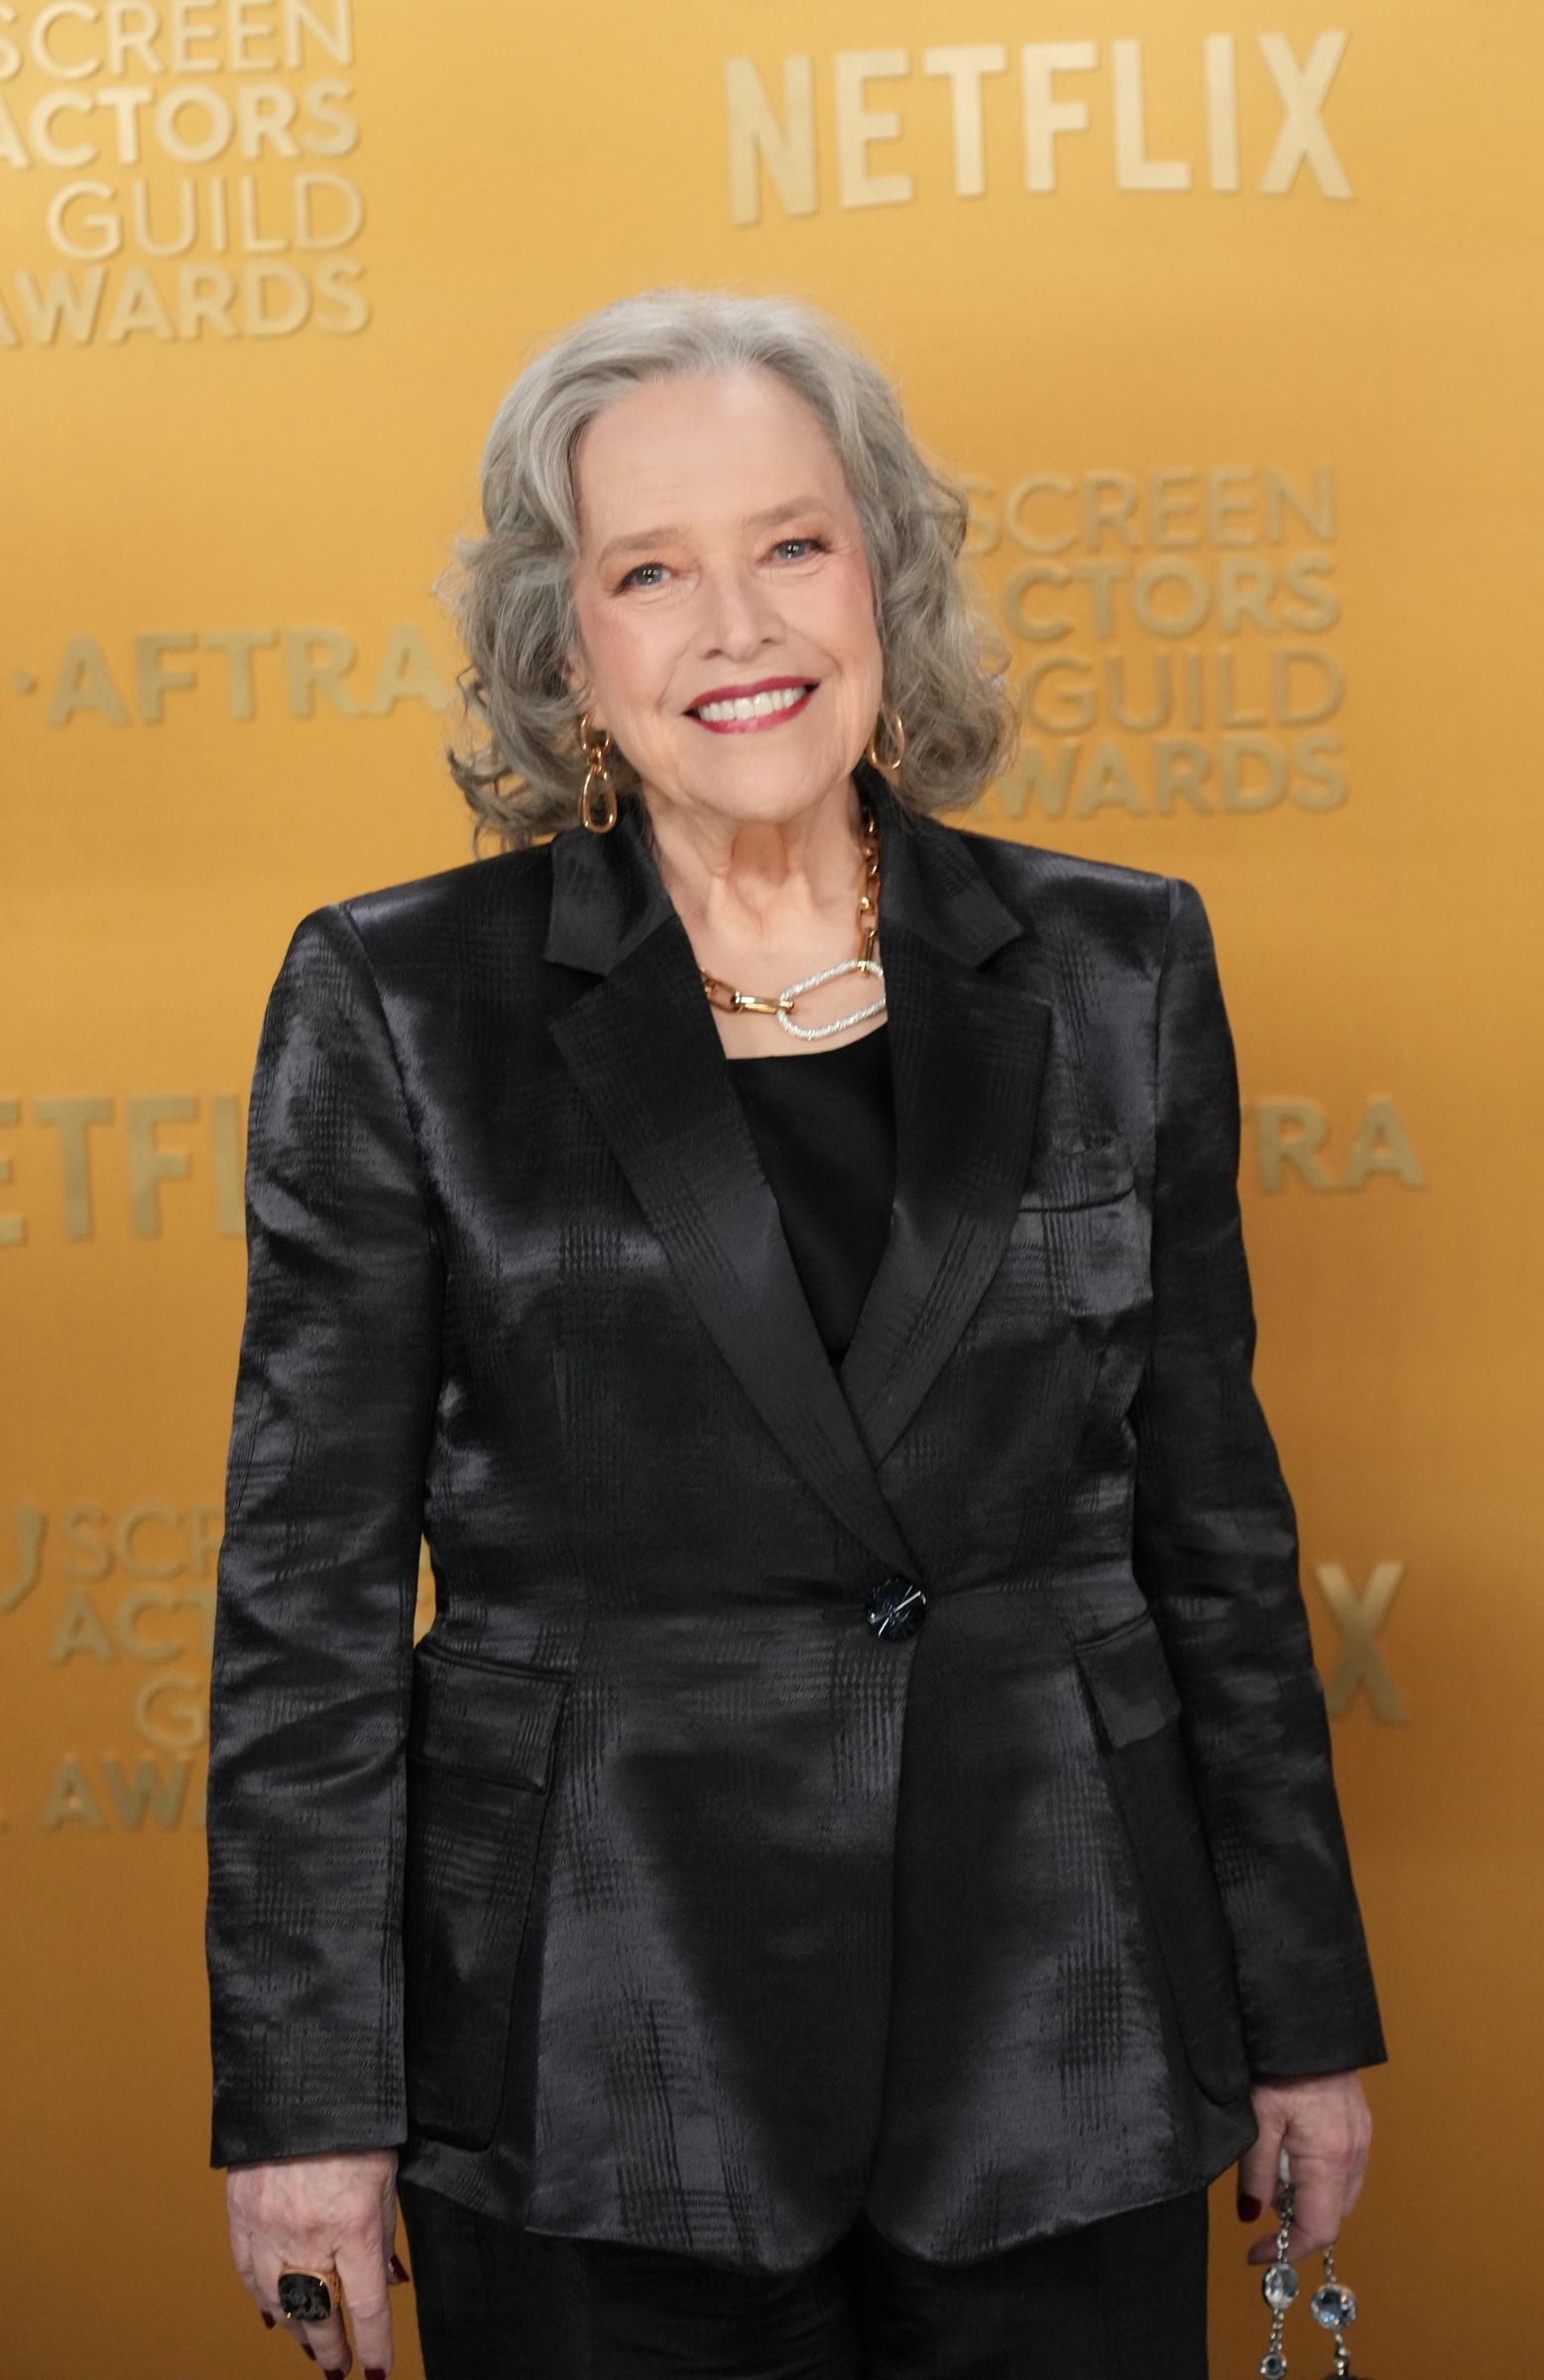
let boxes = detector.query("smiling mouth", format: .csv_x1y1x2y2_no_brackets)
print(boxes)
687,683,818,732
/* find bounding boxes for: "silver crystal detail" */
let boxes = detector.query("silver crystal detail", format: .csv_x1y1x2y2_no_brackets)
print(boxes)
774,958,886,1039
1310,2281,1357,2328
1258,2353,1288,2378
1262,2261,1300,2309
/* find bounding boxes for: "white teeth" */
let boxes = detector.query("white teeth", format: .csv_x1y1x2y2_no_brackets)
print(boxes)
694,685,811,724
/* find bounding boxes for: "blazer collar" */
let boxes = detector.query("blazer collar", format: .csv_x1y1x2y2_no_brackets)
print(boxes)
543,769,1051,1579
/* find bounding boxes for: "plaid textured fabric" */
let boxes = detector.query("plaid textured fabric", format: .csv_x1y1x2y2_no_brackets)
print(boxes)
204,770,1385,2271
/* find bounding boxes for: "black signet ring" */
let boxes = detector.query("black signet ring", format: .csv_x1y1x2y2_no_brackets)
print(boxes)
277,2269,340,2322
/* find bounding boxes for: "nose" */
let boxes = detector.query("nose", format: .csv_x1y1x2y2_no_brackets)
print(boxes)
698,555,783,658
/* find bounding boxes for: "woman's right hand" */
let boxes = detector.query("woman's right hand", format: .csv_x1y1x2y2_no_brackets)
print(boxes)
226,2146,403,2376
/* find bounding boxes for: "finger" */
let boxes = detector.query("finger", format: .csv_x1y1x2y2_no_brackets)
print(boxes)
254,2296,322,2362
1285,2112,1368,2247
297,2316,349,2375
335,2233,394,2378
1274,2170,1351,2256
231,2221,287,2332
1236,2118,1286,2220
257,2271,347,2372
1339,2159,1369,2222
381,2195,410,2286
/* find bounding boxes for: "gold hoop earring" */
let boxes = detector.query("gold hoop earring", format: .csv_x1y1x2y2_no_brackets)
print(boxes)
577,710,619,834
865,703,906,779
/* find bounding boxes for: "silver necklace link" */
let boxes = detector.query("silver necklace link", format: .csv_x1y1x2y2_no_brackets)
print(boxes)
772,957,887,1041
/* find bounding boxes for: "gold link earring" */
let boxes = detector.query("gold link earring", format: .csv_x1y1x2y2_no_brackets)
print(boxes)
865,703,906,779
577,711,619,834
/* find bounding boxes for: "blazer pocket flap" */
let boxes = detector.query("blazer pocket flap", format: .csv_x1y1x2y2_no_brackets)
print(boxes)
1075,1608,1182,1749
1018,1135,1134,1210
408,1641,571,1789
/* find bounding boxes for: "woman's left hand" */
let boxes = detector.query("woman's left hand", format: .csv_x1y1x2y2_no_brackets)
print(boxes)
1236,2070,1373,2264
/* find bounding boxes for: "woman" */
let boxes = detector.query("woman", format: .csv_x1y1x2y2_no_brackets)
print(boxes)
205,288,1385,2379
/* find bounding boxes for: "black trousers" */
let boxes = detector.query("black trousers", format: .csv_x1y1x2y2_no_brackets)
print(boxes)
398,2179,1211,2379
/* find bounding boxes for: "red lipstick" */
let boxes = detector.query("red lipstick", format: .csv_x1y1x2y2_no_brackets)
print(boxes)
686,676,818,734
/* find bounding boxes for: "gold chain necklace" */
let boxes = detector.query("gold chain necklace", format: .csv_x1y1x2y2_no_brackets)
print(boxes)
697,800,885,1043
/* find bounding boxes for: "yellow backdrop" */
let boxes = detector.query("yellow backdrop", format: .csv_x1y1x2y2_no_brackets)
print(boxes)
3,3,1539,2370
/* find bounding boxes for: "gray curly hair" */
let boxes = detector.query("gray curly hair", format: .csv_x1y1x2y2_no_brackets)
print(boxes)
435,285,1017,853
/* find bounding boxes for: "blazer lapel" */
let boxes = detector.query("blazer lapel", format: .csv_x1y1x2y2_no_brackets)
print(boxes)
542,772,1051,1568
545,800,918,1577
835,782,1052,1464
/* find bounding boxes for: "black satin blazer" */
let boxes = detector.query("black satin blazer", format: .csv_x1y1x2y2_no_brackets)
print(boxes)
204,767,1386,2270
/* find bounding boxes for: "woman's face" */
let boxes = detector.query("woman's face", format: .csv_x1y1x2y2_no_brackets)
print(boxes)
562,367,885,834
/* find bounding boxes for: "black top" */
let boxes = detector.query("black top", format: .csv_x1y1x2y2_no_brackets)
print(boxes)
727,1023,895,1361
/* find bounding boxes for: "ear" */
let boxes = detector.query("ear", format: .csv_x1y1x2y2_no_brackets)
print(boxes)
558,645,595,716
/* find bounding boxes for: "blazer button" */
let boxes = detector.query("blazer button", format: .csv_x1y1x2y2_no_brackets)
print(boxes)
867,1575,927,1641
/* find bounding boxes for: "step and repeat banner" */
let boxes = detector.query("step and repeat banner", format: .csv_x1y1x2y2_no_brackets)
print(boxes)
3,4,1537,2371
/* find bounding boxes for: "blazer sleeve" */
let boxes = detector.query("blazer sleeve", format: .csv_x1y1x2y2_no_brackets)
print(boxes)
204,901,444,2168
1129,875,1388,2079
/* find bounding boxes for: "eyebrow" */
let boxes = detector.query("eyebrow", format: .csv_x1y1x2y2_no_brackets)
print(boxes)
596,497,832,569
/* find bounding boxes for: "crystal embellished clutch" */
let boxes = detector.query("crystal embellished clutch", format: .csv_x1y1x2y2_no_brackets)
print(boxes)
1254,2158,1373,2379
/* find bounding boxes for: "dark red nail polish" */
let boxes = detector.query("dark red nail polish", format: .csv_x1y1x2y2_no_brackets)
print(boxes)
367,2368,388,2378
389,2251,412,2281
1238,2194,1261,2221
325,2368,346,2379
261,2310,276,2327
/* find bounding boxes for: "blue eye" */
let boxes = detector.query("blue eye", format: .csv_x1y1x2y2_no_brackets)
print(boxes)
616,536,825,591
